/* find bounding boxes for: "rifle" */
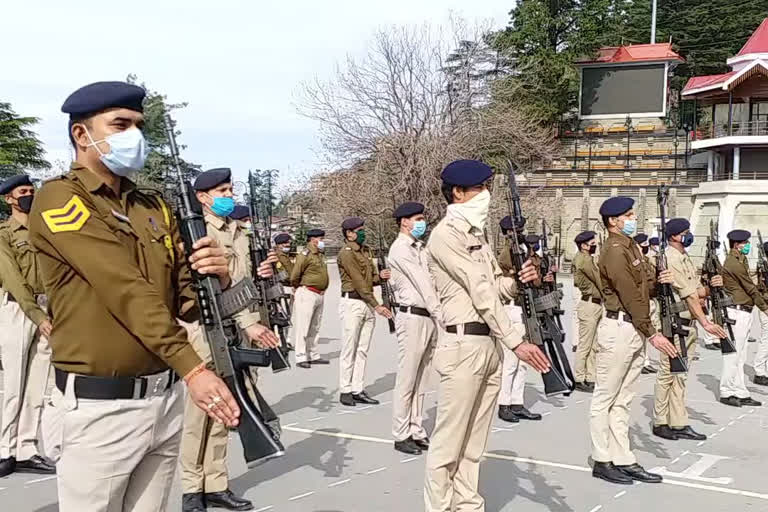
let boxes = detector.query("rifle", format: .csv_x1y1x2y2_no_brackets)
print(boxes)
507,161,574,397
246,171,291,372
655,186,690,373
163,114,284,466
703,220,737,354
757,231,768,290
376,224,396,333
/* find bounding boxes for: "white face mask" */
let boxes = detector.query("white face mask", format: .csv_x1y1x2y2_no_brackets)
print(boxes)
447,188,491,231
86,127,149,177
317,240,325,251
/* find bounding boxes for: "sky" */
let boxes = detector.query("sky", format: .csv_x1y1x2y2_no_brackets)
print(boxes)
2,0,512,190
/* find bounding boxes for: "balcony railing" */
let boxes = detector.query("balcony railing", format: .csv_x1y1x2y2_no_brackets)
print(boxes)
697,120,768,139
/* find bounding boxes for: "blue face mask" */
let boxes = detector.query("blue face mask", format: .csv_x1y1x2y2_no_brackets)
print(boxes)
411,220,427,239
210,196,235,217
741,243,751,255
682,232,694,247
621,219,637,237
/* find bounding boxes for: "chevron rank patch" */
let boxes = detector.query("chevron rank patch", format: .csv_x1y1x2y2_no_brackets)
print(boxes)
41,195,91,233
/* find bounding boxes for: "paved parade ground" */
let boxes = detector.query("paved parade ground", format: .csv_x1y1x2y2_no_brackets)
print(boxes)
1,266,767,511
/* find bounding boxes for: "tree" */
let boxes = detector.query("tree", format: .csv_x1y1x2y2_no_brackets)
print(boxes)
125,74,200,191
0,102,50,179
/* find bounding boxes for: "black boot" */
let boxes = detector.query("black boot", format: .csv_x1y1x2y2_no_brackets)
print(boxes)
592,461,633,484
412,437,430,450
720,396,742,407
652,425,678,440
15,455,55,474
671,426,707,441
394,437,422,455
754,375,768,386
704,342,721,351
740,397,762,407
575,381,594,393
510,405,542,421
340,393,356,406
182,493,206,512
615,463,663,483
0,457,16,478
205,490,254,511
498,405,519,423
352,391,380,404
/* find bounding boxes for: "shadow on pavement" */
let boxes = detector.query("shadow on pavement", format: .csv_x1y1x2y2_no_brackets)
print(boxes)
481,450,574,512
231,428,352,493
272,386,339,415
697,373,720,400
33,505,58,512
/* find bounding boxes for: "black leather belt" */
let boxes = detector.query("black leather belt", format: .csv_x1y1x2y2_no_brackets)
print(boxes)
446,322,490,336
55,368,179,400
606,310,632,323
342,291,363,301
730,304,754,313
582,296,602,305
398,305,430,317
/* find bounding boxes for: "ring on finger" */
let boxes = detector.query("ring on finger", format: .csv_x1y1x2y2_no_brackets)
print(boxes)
207,402,217,410
211,395,223,404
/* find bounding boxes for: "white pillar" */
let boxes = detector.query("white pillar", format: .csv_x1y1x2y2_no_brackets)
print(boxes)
707,152,714,181
734,147,741,180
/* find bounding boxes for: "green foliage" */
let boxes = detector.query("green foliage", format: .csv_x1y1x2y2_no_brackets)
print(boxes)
0,102,51,179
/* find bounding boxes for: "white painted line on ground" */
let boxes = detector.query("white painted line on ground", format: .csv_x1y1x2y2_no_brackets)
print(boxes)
711,433,719,438
750,409,756,414
284,422,298,427
670,457,680,464
588,505,603,512
358,405,373,411
542,412,552,416
307,416,324,422
380,401,392,406
614,490,626,499
337,410,356,415
576,399,584,404
254,506,273,512
401,456,419,463
697,441,706,446
366,466,387,475
25,476,57,485
718,427,726,432
288,491,315,501
0,487,5,492
681,450,690,456
284,427,768,501
737,414,746,420
328,478,351,488
728,421,735,426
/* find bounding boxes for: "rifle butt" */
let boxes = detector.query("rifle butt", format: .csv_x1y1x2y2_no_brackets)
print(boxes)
387,318,396,333
228,372,285,467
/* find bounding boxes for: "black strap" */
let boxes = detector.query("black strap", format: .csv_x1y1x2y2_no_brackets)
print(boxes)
55,368,178,400
605,310,632,322
446,322,490,336
342,291,363,300
581,296,603,305
730,304,754,313
398,305,430,317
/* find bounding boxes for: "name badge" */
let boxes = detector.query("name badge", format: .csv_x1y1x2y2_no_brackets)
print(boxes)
631,258,641,266
15,241,28,248
111,209,131,224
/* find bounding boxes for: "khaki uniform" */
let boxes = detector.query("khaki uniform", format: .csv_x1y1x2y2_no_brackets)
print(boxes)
178,212,259,495
290,244,329,363
424,209,522,512
29,163,202,512
388,233,440,442
591,231,656,466
754,278,768,378
572,250,603,383
644,253,660,367
0,217,52,461
497,242,529,406
653,246,701,427
276,251,294,285
337,240,380,394
721,249,768,398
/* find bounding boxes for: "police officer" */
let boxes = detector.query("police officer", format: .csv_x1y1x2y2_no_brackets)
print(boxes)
338,217,393,406
388,202,441,455
755,240,768,387
0,175,56,478
590,196,678,485
290,229,330,368
719,229,767,407
424,160,549,511
496,216,543,422
652,219,726,441
634,233,658,375
273,233,294,284
230,204,251,225
30,81,254,511
180,168,280,512
572,230,601,393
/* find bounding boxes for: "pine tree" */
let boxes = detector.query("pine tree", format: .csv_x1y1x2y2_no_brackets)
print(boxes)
0,102,50,179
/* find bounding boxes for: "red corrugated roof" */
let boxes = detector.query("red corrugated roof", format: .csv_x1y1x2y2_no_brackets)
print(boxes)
682,71,736,94
575,43,683,65
738,18,768,56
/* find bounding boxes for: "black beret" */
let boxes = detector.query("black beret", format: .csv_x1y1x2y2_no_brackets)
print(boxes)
727,229,751,242
440,160,493,187
0,174,33,195
599,196,634,217
499,215,526,232
62,81,145,119
230,205,250,220
194,168,232,191
649,236,660,246
274,233,291,244
574,231,596,245
666,218,690,236
307,228,325,238
342,217,365,231
393,201,424,219
633,233,649,245
525,234,540,245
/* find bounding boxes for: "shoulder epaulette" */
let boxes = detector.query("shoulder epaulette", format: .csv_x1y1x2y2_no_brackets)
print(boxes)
302,249,309,256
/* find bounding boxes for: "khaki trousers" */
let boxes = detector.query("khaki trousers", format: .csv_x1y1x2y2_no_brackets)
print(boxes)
720,308,752,399
392,311,435,442
292,286,325,363
754,309,768,378
589,316,644,465
0,298,51,460
575,300,602,383
644,299,660,367
653,324,698,427
499,305,527,406
179,321,229,494
424,331,502,512
339,297,375,394
55,372,183,512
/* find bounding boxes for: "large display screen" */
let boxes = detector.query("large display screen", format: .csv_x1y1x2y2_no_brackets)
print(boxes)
580,64,666,117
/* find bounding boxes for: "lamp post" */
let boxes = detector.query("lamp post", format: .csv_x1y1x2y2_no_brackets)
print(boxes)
673,134,680,183
624,115,633,169
587,136,595,185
